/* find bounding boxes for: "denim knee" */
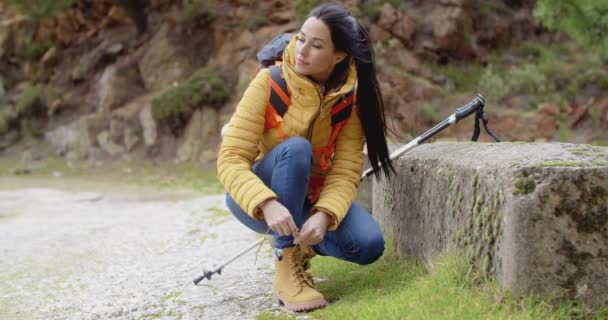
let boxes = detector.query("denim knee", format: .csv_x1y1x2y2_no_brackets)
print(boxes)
357,233,385,265
279,137,313,172
282,137,312,157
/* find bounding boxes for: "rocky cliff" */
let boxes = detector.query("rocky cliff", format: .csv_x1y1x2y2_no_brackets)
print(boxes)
1,0,607,165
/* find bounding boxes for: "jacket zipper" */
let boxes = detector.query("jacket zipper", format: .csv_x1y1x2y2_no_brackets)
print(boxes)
306,87,324,140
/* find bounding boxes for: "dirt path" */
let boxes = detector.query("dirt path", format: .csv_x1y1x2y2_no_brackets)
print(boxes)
0,179,278,320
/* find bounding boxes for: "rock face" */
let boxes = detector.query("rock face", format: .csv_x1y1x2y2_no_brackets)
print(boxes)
373,143,608,306
138,24,193,91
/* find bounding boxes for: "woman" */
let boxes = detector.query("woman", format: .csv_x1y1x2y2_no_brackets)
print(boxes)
217,3,394,312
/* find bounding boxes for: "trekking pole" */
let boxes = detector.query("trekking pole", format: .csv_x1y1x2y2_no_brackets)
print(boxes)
193,237,266,285
194,94,495,284
362,94,493,178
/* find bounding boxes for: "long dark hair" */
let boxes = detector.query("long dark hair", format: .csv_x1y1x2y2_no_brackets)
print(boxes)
308,3,394,179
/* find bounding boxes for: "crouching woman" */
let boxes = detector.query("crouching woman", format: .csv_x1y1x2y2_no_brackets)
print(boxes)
217,3,394,312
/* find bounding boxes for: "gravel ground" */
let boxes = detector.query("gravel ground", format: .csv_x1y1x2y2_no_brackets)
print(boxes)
0,185,282,320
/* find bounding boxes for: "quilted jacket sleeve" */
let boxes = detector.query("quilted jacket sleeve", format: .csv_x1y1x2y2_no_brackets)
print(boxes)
312,108,365,231
217,69,277,220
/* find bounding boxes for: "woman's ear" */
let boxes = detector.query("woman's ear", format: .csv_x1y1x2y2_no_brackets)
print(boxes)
334,51,347,65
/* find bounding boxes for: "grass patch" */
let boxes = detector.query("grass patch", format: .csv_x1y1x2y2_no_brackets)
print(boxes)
0,157,224,195
259,245,608,319
125,162,224,195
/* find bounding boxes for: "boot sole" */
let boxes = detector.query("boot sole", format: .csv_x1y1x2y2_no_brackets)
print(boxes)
272,290,327,312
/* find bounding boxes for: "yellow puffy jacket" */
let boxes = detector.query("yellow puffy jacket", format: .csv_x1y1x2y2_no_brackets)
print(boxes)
217,36,364,231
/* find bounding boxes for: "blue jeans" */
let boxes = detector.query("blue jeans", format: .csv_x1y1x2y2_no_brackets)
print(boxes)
226,137,385,265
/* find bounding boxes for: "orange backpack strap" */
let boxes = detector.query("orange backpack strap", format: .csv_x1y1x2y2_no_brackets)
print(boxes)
265,65,290,140
315,89,356,171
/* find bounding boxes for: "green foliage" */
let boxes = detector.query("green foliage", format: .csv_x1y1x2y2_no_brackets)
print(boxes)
508,64,552,95
16,84,42,116
18,41,50,61
178,0,218,27
0,110,10,134
151,68,228,124
557,124,576,142
535,0,608,58
477,62,552,104
7,0,74,20
293,0,325,18
477,65,509,102
419,103,442,124
432,63,486,93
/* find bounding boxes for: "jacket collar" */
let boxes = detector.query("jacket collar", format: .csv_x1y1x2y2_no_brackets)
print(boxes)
281,35,357,100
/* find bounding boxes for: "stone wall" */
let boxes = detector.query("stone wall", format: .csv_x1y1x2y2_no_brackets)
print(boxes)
373,142,608,306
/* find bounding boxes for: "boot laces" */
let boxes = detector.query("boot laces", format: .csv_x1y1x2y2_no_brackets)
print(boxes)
290,245,312,288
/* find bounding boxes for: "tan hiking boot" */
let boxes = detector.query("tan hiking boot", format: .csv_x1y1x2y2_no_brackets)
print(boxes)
272,245,327,311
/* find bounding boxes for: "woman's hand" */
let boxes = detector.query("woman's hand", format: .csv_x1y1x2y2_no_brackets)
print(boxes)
297,211,331,246
261,199,300,238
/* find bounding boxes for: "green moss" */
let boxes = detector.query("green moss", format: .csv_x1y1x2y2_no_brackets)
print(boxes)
591,186,607,197
0,253,93,318
143,311,164,319
199,232,218,244
7,0,73,19
456,186,503,279
151,68,228,123
207,207,231,225
161,291,182,300
591,160,608,166
16,84,42,116
565,144,608,161
514,177,536,195
0,109,11,133
537,161,590,167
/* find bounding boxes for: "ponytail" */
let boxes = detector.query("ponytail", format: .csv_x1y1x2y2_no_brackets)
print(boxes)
353,22,394,179
309,4,394,179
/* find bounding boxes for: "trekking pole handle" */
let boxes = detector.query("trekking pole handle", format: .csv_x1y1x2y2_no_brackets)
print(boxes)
455,94,485,121
361,94,486,179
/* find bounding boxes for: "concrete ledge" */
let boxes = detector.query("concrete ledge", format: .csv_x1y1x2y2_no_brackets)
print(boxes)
373,142,608,305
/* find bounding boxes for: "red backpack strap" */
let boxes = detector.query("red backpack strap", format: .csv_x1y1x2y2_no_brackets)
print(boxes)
315,89,356,171
265,65,290,139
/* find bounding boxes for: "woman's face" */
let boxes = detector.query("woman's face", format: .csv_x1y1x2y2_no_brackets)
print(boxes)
294,17,346,84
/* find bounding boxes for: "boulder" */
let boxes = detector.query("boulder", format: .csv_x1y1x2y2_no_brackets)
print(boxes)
176,107,219,162
96,65,141,114
139,103,157,147
374,143,608,305
138,24,192,91
97,130,125,156
428,5,476,59
110,91,158,151
377,3,399,30
44,113,107,159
